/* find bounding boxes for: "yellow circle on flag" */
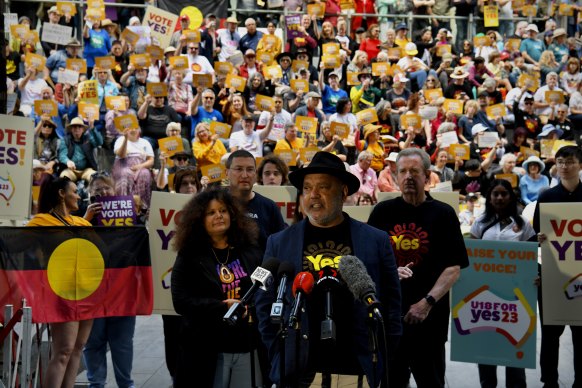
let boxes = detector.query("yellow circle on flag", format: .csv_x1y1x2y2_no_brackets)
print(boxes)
181,6,204,29
47,238,105,301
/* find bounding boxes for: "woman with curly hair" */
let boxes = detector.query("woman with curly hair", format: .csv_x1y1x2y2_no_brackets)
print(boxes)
171,188,262,387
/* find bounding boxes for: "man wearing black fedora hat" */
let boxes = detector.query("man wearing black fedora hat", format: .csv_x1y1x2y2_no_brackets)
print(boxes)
256,151,402,387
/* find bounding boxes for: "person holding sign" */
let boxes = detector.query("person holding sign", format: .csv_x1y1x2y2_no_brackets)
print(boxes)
534,72,565,117
319,68,348,118
45,38,84,84
137,94,180,149
470,179,536,388
357,123,386,173
167,68,194,126
328,98,359,135
256,21,282,59
520,24,544,66
112,125,154,208
190,88,225,139
83,17,112,78
230,114,274,158
192,122,227,169
17,67,50,116
318,121,348,161
58,117,103,183
34,117,60,175
31,87,68,139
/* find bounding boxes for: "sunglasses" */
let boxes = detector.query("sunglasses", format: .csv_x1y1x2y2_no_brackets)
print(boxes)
189,47,199,50
175,156,189,162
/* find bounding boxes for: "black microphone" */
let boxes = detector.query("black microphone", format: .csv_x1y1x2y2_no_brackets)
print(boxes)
223,258,280,326
317,266,340,341
270,261,296,324
288,272,315,329
338,255,383,319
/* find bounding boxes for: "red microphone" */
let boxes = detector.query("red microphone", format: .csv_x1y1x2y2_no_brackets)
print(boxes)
289,272,315,328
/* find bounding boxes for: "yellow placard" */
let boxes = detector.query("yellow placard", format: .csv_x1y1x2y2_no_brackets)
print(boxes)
25,53,46,71
225,74,247,92
519,146,540,163
518,73,540,93
300,147,320,163
436,44,452,57
389,64,405,77
86,7,105,21
424,88,443,103
552,140,577,155
559,3,574,16
95,56,115,70
146,82,168,97
292,59,309,73
330,121,350,139
121,28,140,47
256,51,274,66
372,62,391,77
201,163,226,183
130,53,152,69
400,114,422,130
87,0,104,8
34,100,58,117
78,80,99,104
23,30,39,45
540,139,555,158
114,114,139,132
105,96,127,111
356,108,379,126
147,45,164,61
512,0,524,10
495,173,518,188
521,5,537,17
484,5,499,27
169,56,188,70
57,2,77,15
182,29,201,43
322,43,341,56
290,79,309,93
485,103,507,119
66,58,87,73
256,94,275,111
505,38,521,52
209,121,232,138
214,62,234,76
347,72,361,86
321,55,340,69
274,149,297,166
158,136,184,157
387,47,403,59
32,185,41,202
78,102,100,121
473,36,489,48
10,24,29,39
545,90,565,104
263,64,283,81
339,0,355,10
307,3,326,18
192,74,213,88
449,143,470,160
295,116,318,134
443,99,464,115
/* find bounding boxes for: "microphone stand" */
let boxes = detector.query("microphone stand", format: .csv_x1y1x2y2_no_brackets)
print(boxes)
277,322,288,388
366,310,390,388
248,313,257,388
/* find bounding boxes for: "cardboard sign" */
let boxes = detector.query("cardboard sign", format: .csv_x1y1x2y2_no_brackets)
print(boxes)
387,47,403,59
339,0,355,10
292,59,309,73
356,108,379,126
372,62,391,77
484,5,499,27
256,51,274,65
192,74,213,88
130,53,152,69
147,82,168,97
540,139,555,158
559,3,574,16
347,72,361,86
34,100,58,117
321,55,341,69
505,38,521,52
57,69,79,85
478,132,499,148
87,0,104,8
23,30,40,45
66,58,87,73
10,24,29,39
78,80,99,104
322,43,340,56
114,114,140,132
512,0,524,10
121,28,140,47
182,29,201,43
473,36,489,48
545,90,565,104
438,131,459,148
552,140,577,155
521,5,537,17
169,56,188,70
486,103,507,120
95,56,115,70
518,73,540,93
275,149,297,166
227,51,244,67
307,2,326,18
295,116,318,134
256,94,275,111
495,173,518,188
105,96,127,111
209,121,232,138
285,15,302,39
449,143,470,160
225,74,247,92
56,1,76,15
4,13,18,28
85,7,105,21
95,195,136,226
299,147,319,163
41,22,73,45
146,45,164,61
142,5,179,49
389,64,405,77
519,146,540,163
436,44,452,57
425,88,444,103
400,114,422,130
201,163,226,183
263,64,283,81
444,99,464,115
214,61,233,76
78,102,100,121
25,53,46,71
290,79,309,93
330,121,350,139
158,136,184,157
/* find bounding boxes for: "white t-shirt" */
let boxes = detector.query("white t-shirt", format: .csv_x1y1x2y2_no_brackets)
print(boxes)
113,137,155,160
534,85,564,116
257,110,291,142
470,215,536,241
182,54,215,84
329,112,359,134
19,77,49,107
229,130,264,157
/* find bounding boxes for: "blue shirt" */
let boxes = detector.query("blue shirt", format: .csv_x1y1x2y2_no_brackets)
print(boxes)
190,108,224,139
45,50,84,83
548,42,569,63
321,85,348,115
520,38,544,63
83,29,111,68
239,31,264,53
520,173,549,205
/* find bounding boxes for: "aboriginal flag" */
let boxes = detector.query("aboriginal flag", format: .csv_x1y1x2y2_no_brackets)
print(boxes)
0,226,153,323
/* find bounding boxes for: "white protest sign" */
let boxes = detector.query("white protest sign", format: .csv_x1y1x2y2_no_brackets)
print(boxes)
41,22,73,45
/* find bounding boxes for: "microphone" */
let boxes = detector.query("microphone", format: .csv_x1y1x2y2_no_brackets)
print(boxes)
270,261,296,324
317,266,340,341
223,258,280,326
338,255,383,319
288,272,315,329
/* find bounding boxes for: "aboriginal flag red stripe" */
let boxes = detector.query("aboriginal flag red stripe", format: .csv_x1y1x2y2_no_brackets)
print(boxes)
0,226,153,323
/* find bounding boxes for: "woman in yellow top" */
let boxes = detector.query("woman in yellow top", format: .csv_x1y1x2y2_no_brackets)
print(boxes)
27,176,93,388
192,122,227,168
357,123,385,173
255,21,282,61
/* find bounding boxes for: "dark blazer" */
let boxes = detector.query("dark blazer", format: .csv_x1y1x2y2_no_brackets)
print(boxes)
255,215,402,386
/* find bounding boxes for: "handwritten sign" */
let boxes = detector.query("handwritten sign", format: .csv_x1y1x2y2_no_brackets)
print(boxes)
41,22,73,45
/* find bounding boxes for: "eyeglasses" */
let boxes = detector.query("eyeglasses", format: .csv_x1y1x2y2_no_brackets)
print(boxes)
556,159,578,167
189,47,199,50
229,167,256,174
43,124,55,128
175,156,189,162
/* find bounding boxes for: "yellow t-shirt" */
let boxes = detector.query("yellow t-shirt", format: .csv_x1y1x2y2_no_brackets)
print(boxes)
192,139,227,167
27,212,92,227
358,140,385,172
274,137,305,152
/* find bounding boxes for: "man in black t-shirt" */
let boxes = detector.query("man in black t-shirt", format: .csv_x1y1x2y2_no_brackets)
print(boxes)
368,148,469,388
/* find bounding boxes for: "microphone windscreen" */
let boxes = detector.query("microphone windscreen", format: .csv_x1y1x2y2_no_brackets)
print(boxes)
262,257,281,275
292,272,315,296
338,255,376,300
277,261,296,278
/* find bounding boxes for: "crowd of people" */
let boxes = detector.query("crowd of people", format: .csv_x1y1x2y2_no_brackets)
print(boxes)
9,1,582,387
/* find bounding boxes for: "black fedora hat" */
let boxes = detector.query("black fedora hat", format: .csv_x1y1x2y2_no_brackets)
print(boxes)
289,152,360,195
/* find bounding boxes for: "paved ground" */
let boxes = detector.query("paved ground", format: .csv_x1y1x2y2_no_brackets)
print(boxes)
75,314,576,387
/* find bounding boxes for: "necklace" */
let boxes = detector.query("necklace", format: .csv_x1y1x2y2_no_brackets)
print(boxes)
211,246,234,284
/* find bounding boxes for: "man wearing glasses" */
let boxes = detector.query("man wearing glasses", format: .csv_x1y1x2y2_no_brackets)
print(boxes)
175,39,215,85
548,103,575,142
190,88,224,139
137,94,180,150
